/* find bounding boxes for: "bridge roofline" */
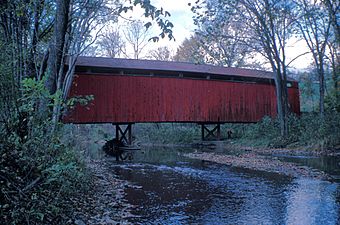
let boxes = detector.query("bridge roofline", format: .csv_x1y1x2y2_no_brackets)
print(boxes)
69,56,297,82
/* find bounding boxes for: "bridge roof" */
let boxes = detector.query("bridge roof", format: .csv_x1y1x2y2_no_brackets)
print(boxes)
73,56,295,81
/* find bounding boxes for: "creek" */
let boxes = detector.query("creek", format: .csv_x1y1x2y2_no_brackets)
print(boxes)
107,147,339,224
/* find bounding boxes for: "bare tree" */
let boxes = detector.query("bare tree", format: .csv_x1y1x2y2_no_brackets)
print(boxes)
324,0,340,111
81,45,99,57
148,46,172,61
123,20,151,59
327,37,340,110
97,27,125,58
192,0,252,67
323,0,340,45
295,0,332,118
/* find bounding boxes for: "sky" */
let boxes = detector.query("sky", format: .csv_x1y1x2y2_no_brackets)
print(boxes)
118,0,195,55
149,0,196,44
117,0,313,70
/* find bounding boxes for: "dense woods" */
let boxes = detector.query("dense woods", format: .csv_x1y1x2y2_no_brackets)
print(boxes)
0,0,339,224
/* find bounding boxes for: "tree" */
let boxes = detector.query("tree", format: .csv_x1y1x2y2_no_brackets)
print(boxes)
323,0,340,111
295,0,332,118
81,45,99,57
0,0,175,128
323,0,340,45
97,27,125,58
327,36,340,111
299,70,318,112
45,0,71,95
0,0,54,82
148,46,173,61
192,0,252,67
123,20,151,59
192,0,297,137
173,35,206,64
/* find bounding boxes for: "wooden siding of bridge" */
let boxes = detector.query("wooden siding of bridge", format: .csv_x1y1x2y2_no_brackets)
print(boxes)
63,73,300,124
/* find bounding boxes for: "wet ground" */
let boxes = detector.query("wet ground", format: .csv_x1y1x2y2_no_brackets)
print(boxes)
108,147,340,224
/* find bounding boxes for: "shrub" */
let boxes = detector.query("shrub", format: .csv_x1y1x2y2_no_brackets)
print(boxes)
0,78,90,224
135,123,200,144
236,111,340,149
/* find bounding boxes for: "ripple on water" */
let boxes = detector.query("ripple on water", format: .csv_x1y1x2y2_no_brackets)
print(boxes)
285,178,339,225
108,147,340,225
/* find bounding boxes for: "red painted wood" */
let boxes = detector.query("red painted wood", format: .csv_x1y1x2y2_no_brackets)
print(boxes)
63,74,300,123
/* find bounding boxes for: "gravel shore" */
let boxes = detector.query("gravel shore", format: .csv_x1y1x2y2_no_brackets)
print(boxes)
185,152,330,180
70,159,135,225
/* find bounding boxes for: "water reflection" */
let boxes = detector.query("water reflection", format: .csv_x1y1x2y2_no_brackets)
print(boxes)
277,155,340,181
108,147,340,224
285,178,338,225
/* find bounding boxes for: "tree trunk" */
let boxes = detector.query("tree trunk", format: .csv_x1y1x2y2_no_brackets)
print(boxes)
282,63,289,136
328,42,340,111
45,0,70,95
28,0,44,79
324,0,340,45
319,62,325,118
274,67,288,137
334,62,340,111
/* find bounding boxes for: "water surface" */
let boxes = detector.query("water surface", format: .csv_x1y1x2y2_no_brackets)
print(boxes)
109,147,340,224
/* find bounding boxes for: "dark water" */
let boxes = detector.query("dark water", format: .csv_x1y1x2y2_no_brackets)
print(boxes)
108,147,340,224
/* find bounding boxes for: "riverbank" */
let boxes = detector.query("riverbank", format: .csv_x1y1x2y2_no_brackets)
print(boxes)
229,142,340,156
70,159,134,224
141,140,340,157
185,152,330,180
144,141,337,180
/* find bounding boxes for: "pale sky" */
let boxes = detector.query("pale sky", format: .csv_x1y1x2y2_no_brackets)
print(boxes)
117,0,195,56
117,0,313,70
150,0,195,44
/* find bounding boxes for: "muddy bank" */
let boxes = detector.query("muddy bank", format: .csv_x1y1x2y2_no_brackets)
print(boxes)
185,152,330,180
139,140,340,157
140,142,192,148
223,141,340,156
70,159,135,225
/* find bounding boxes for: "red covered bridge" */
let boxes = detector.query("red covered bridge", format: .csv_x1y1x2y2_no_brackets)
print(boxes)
63,56,300,142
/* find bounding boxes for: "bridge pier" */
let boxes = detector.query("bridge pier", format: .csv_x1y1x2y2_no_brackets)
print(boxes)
200,123,223,141
113,123,134,145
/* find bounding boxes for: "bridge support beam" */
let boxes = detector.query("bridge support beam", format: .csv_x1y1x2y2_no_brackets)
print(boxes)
200,123,222,141
113,123,134,145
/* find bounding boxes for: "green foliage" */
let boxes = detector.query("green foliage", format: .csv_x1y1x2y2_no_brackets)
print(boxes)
237,112,340,150
325,89,340,112
67,94,94,109
243,116,280,140
119,0,174,42
136,123,200,144
0,77,90,224
298,71,319,112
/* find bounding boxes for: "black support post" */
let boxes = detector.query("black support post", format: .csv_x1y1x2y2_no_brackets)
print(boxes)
200,123,223,141
113,123,134,145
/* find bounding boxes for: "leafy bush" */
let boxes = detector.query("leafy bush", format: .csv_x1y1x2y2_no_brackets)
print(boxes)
0,78,90,224
135,123,200,144
236,111,340,149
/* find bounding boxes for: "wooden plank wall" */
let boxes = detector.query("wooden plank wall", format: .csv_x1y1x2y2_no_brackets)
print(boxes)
63,73,300,124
